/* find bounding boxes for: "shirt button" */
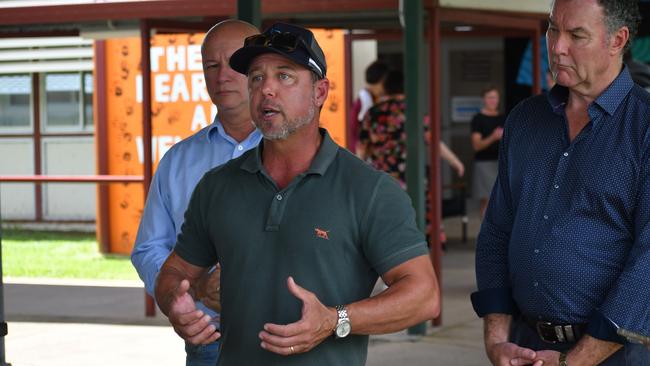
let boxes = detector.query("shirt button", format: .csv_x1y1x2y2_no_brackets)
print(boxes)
543,215,549,220
554,184,559,189
534,282,539,287
563,152,569,157
237,145,244,151
276,194,283,201
534,249,540,254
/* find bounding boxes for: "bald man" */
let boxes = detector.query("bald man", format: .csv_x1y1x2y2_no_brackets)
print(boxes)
131,20,261,365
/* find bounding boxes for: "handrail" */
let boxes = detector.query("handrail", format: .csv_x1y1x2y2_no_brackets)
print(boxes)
0,175,143,183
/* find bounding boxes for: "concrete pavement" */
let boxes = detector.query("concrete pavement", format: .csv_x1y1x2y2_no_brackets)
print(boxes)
2,216,488,365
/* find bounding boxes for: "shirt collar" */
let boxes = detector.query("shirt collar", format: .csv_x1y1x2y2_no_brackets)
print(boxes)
206,116,262,145
593,65,634,116
240,128,339,175
205,117,222,143
547,65,634,117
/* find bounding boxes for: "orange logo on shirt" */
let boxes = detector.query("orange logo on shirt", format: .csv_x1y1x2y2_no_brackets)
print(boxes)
315,228,330,240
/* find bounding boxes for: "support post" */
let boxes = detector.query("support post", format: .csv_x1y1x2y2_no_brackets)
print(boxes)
428,5,443,327
237,0,261,29
403,0,427,336
0,192,12,366
140,19,156,317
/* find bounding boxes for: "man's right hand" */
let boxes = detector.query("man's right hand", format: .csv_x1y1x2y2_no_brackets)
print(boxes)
487,341,539,366
168,279,221,345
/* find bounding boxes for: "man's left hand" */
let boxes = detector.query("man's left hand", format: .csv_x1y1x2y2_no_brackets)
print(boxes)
258,276,336,356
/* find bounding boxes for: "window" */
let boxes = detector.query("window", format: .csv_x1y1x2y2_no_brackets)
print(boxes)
44,73,80,128
84,72,93,127
0,74,31,129
42,72,93,131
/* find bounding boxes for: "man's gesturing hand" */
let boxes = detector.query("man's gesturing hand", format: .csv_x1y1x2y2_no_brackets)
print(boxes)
168,279,221,345
259,276,337,356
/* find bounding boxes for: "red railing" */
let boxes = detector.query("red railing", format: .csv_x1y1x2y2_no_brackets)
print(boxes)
0,174,154,316
0,175,143,183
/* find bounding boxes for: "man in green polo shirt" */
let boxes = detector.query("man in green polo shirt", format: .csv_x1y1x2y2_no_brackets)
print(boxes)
155,22,440,365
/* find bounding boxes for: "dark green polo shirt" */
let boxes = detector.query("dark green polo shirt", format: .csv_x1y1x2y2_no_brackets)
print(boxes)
175,129,428,366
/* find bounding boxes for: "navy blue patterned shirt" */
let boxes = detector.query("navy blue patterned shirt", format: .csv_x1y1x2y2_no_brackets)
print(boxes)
471,67,650,343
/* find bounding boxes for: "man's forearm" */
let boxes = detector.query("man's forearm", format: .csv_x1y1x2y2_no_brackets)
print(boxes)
346,256,439,335
155,265,187,316
484,313,512,348
131,244,172,296
154,252,206,316
566,335,621,366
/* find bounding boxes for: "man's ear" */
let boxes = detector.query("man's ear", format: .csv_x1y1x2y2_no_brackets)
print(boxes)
313,78,330,108
610,26,630,56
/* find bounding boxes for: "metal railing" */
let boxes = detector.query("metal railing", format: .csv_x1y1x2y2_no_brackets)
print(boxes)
0,174,145,366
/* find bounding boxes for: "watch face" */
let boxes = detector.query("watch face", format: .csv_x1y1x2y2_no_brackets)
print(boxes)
336,320,351,338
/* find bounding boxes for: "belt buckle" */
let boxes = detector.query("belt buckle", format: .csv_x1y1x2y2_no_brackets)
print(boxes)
536,321,558,344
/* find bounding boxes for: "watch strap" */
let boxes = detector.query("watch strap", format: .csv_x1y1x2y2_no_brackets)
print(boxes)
334,305,350,338
559,351,569,366
336,305,348,320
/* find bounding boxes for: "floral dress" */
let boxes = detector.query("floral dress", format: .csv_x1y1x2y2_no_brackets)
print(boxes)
359,95,409,188
360,95,439,243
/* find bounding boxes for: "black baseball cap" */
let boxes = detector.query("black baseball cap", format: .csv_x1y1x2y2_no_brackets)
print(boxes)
229,22,327,78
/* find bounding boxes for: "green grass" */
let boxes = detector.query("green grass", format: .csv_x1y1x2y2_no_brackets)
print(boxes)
0,229,139,280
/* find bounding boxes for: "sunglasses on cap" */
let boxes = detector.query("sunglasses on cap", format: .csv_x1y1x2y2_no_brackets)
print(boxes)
243,31,324,78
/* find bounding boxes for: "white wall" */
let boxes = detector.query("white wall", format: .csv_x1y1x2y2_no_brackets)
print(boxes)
351,40,378,99
440,37,504,197
439,0,550,13
41,137,95,220
0,138,35,219
441,37,504,129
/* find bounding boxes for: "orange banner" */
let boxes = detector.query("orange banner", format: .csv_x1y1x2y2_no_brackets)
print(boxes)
101,30,346,254
312,29,346,146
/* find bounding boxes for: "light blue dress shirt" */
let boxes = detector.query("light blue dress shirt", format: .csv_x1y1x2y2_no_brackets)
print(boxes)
131,118,262,319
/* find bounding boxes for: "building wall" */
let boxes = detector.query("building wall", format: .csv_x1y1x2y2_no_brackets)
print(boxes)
0,37,95,222
41,137,95,220
441,37,504,196
440,0,550,13
0,138,35,219
351,39,379,99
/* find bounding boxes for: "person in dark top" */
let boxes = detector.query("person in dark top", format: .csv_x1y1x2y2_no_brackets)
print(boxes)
470,86,505,218
471,0,650,365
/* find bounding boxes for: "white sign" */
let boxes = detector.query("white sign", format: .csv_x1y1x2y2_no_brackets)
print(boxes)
451,96,482,123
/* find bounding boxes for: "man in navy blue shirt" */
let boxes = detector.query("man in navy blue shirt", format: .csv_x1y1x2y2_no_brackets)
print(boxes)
471,0,650,365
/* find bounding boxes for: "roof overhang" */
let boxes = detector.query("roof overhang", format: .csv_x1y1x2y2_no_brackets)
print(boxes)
0,0,547,38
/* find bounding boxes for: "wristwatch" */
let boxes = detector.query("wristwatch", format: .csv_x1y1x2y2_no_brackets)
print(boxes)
559,351,569,366
334,305,351,338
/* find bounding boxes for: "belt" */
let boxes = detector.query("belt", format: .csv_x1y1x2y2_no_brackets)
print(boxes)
523,316,587,344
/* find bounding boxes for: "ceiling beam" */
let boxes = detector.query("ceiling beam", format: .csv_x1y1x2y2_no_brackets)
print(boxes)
0,0,235,26
440,7,544,30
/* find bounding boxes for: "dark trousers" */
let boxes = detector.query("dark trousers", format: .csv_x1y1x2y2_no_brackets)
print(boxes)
510,318,650,365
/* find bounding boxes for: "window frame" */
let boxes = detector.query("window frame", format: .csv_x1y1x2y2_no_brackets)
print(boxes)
40,71,94,134
0,73,34,134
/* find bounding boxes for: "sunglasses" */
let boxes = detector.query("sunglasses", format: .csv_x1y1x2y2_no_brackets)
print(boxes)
244,31,323,77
